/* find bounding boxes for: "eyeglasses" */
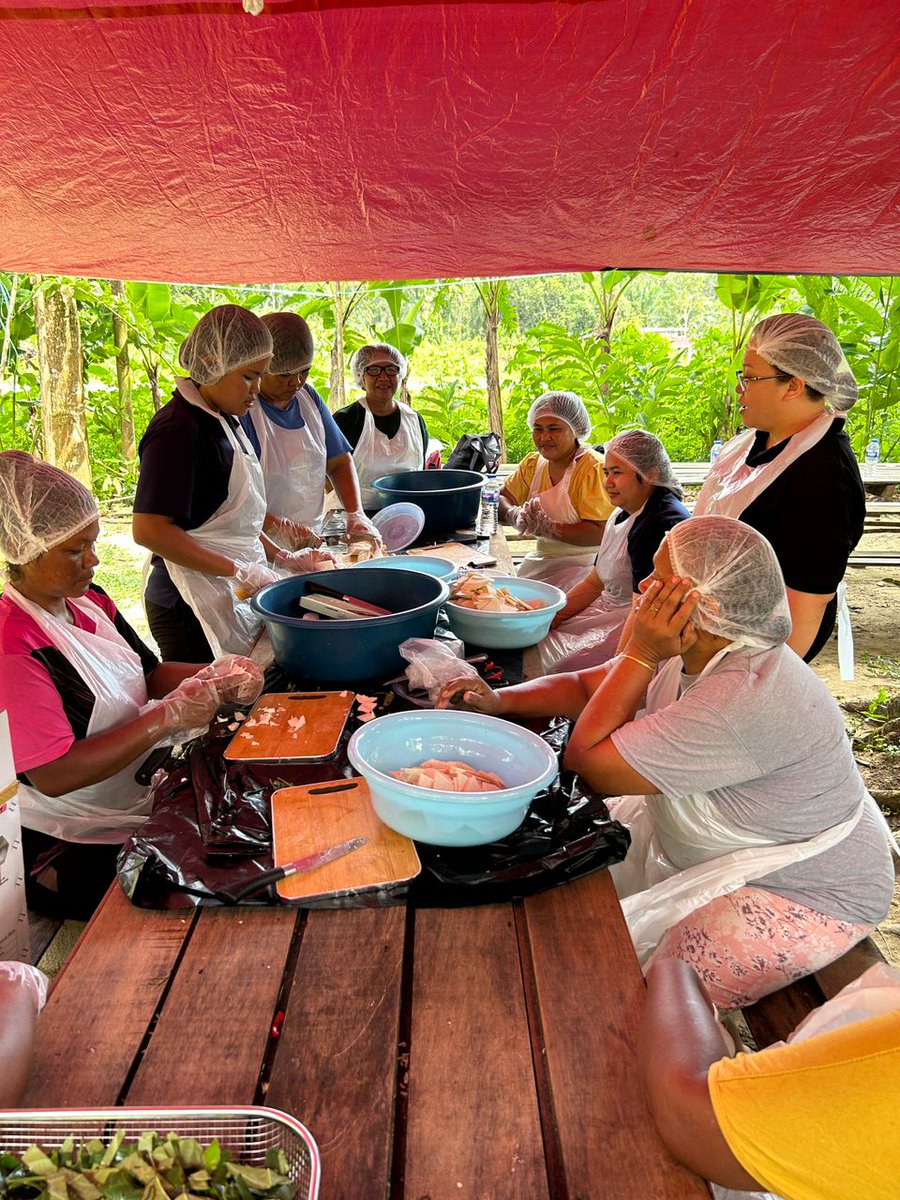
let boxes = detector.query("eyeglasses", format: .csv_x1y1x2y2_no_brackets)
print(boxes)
735,371,791,389
364,364,401,378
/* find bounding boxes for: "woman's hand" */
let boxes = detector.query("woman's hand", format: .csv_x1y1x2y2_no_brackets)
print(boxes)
435,676,502,714
627,575,699,664
265,515,323,550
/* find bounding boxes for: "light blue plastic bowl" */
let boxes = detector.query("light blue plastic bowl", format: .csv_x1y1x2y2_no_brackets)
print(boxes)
351,554,458,580
443,575,567,649
347,709,558,846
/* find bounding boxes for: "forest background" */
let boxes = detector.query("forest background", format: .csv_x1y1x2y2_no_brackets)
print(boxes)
1,268,898,497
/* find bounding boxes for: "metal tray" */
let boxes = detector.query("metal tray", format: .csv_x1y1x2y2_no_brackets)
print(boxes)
0,1106,319,1200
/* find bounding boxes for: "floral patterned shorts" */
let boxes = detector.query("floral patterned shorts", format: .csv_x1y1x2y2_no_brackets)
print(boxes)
649,885,874,1012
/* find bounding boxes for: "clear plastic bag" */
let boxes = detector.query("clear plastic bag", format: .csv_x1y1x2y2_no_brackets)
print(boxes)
398,636,476,703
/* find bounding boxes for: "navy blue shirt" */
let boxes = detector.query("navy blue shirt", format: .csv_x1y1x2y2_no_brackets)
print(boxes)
617,487,691,591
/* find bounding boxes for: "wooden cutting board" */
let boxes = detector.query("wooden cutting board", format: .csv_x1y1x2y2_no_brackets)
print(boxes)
223,691,355,762
407,541,496,567
271,776,421,901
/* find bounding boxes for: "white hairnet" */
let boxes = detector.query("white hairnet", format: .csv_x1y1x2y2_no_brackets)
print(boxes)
605,430,683,499
749,314,858,412
666,516,791,649
261,312,315,375
527,391,592,441
179,305,273,386
350,343,408,388
0,451,99,565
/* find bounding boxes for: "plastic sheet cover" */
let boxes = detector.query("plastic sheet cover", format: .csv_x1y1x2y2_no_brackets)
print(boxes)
0,1,897,283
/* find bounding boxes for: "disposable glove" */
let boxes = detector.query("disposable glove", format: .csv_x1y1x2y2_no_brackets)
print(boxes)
232,560,279,601
519,498,559,539
154,675,221,736
193,654,264,705
0,961,49,1014
345,510,384,552
503,504,527,533
266,515,323,550
274,547,337,574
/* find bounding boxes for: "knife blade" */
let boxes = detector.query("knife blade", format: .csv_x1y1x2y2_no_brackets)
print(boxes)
222,836,369,904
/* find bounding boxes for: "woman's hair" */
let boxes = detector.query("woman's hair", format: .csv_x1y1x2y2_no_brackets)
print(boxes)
179,305,273,386
0,451,99,565
261,312,315,375
666,516,792,648
604,430,683,499
748,314,857,411
350,343,408,389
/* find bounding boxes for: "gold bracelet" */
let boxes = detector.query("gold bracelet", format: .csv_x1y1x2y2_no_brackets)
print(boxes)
617,653,656,672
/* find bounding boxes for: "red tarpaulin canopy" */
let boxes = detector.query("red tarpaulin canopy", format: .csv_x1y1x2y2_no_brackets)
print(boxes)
1,0,898,283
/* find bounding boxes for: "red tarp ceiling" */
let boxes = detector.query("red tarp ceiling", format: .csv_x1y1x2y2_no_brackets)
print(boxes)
1,0,898,283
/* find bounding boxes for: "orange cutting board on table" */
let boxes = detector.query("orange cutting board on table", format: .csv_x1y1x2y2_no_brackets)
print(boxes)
407,541,496,567
223,691,355,762
271,777,421,901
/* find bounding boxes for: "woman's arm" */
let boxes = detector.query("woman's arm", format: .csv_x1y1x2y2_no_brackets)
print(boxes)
327,451,364,513
784,586,832,659
638,959,762,1190
132,513,235,576
0,973,39,1106
550,517,607,546
145,662,207,698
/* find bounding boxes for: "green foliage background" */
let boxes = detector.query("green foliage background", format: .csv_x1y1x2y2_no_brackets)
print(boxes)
1,270,898,499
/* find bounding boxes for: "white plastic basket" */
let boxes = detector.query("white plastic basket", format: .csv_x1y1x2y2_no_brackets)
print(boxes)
0,1106,319,1200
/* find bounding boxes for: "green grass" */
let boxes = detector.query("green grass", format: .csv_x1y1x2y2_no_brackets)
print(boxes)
861,653,900,681
94,517,152,645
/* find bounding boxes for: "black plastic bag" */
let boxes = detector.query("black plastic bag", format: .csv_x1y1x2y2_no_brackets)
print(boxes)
444,432,501,473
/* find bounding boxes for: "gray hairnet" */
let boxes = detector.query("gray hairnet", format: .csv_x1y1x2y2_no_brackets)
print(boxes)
666,516,791,649
604,430,683,499
0,451,99,565
350,343,408,388
261,312,315,375
179,305,273,386
527,391,592,441
749,314,858,412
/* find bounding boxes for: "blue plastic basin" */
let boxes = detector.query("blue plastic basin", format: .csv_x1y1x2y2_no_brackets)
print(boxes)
444,575,567,649
347,709,559,846
351,555,457,580
252,567,449,683
372,469,484,533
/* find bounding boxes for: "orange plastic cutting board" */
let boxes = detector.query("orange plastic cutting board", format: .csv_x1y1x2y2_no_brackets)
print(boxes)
271,776,421,901
406,542,495,567
223,691,355,762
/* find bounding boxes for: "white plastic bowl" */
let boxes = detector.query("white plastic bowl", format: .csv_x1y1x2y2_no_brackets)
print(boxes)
443,575,567,649
347,709,558,846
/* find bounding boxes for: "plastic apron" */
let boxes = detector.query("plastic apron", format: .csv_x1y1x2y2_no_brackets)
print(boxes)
540,505,639,672
246,388,328,537
694,412,855,679
517,450,599,590
162,379,268,658
5,585,154,843
352,397,424,509
607,648,878,967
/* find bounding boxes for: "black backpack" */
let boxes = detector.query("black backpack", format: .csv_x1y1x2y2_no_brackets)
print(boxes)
444,432,502,473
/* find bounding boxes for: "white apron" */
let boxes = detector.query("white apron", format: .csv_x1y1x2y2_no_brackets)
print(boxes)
162,379,268,658
517,450,599,590
608,649,879,966
352,397,424,509
6,585,154,843
694,412,853,676
245,387,328,536
540,505,639,673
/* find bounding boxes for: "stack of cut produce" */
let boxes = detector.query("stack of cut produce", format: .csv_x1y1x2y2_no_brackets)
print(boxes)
391,758,507,792
450,572,545,612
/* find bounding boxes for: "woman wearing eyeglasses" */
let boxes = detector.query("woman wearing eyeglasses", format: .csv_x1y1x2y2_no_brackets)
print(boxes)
332,343,430,511
693,314,864,662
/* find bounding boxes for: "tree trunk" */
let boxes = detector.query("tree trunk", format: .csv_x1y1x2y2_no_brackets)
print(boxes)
483,283,507,458
33,278,92,488
110,280,136,461
147,360,162,413
328,282,347,411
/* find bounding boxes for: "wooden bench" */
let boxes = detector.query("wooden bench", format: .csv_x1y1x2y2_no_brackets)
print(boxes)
741,935,887,1048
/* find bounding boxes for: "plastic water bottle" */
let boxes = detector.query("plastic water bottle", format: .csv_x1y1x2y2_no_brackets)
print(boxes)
479,472,499,536
864,437,881,476
710,439,723,464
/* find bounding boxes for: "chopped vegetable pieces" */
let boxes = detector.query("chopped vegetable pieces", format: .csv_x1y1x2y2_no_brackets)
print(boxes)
449,573,544,612
391,758,507,792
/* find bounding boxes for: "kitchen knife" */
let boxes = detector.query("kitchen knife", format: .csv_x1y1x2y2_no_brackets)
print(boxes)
221,836,370,904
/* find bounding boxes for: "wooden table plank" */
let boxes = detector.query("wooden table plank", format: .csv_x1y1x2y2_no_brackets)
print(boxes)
126,905,298,1106
404,905,549,1200
523,872,710,1199
24,887,196,1107
265,906,406,1200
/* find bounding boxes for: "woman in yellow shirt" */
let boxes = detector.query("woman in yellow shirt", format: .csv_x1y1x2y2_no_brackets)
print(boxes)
499,391,613,590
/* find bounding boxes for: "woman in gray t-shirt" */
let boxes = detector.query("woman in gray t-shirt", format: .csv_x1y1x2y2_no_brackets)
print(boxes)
437,516,894,1012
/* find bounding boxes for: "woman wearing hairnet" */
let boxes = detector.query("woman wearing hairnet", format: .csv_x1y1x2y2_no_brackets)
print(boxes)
239,313,382,554
332,343,430,510
438,517,893,1010
0,452,264,918
499,392,614,589
694,314,865,662
540,430,689,672
133,305,335,662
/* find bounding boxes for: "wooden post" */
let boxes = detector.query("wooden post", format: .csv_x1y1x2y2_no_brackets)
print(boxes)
32,278,92,488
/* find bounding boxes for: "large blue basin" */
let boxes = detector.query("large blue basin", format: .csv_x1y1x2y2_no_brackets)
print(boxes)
371,469,484,534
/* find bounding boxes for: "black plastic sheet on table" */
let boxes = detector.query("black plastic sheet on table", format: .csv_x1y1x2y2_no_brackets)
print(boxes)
117,669,630,910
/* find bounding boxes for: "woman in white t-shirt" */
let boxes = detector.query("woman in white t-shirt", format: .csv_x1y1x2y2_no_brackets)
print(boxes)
437,517,894,1011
